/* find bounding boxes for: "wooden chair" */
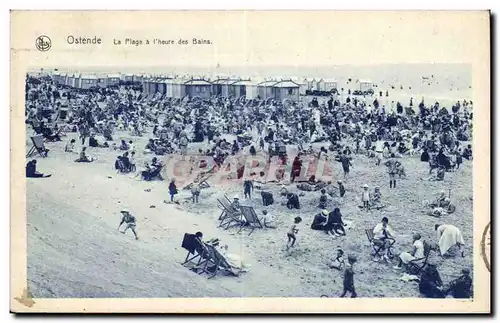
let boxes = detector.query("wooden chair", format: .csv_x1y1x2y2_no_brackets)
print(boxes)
26,135,48,158
407,241,432,275
202,243,236,279
181,233,207,266
365,228,396,259
217,198,243,230
238,205,264,236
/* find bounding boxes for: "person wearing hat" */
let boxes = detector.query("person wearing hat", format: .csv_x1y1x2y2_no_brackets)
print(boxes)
231,195,241,211
340,254,357,298
419,258,445,298
311,209,329,231
444,268,472,299
117,210,138,240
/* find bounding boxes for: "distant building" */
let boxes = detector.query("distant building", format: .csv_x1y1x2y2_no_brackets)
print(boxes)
184,79,212,99
257,80,277,101
359,79,373,92
96,73,109,88
272,80,300,102
230,79,252,98
67,73,79,88
107,74,121,87
310,78,319,91
211,78,239,97
322,78,338,92
78,74,98,89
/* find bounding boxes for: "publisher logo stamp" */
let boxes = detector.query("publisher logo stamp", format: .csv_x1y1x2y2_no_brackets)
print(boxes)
36,35,51,52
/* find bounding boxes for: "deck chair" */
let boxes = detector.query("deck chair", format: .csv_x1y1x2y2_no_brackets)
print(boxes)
26,135,48,158
183,173,212,190
181,233,208,267
407,241,432,275
202,243,236,279
365,228,396,259
198,173,212,189
238,205,264,236
217,198,243,230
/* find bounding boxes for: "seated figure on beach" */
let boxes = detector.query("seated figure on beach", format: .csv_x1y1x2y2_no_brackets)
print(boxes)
65,138,76,153
393,233,425,271
26,159,51,178
422,166,445,181
427,198,456,217
369,187,386,210
75,147,95,163
144,138,156,154
372,217,396,262
328,249,345,270
286,192,300,210
141,157,164,181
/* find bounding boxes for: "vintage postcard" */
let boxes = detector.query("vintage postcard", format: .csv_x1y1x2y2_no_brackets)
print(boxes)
10,11,490,313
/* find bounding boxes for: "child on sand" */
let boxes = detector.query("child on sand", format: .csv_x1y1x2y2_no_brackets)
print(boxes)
287,216,302,249
65,138,76,153
385,153,401,189
340,255,357,298
117,210,138,240
329,249,345,270
361,184,370,211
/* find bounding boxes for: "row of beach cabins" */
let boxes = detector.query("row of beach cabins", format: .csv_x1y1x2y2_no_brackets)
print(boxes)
47,71,374,102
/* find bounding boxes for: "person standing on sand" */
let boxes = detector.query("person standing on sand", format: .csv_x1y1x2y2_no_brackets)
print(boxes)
384,153,401,189
337,153,353,178
168,179,178,202
191,179,200,203
340,255,357,298
243,178,254,199
286,216,302,250
117,210,138,240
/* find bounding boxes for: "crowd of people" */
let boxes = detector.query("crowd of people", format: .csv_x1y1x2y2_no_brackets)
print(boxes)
25,73,473,298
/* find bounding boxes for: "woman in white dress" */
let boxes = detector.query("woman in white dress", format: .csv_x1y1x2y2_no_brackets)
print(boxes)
435,224,465,257
393,233,425,270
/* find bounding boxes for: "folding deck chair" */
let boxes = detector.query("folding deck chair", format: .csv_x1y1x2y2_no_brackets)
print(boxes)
217,198,243,230
181,233,209,267
365,228,396,259
407,241,432,275
183,172,213,190
238,205,264,236
201,243,236,279
26,135,48,158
